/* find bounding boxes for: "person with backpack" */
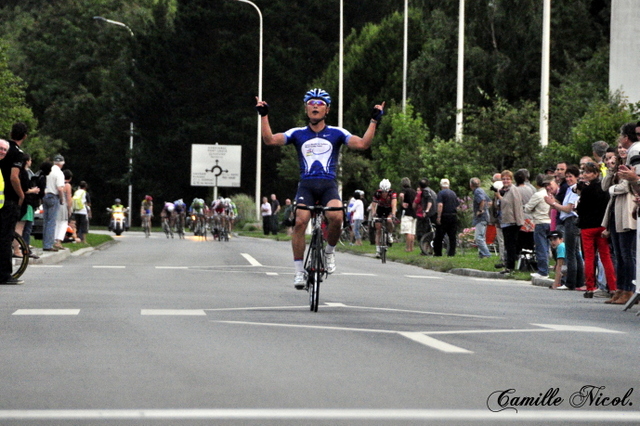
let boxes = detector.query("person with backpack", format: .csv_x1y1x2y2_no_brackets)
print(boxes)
72,181,90,243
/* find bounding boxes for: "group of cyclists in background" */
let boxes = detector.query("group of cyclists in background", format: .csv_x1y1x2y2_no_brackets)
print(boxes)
111,195,238,240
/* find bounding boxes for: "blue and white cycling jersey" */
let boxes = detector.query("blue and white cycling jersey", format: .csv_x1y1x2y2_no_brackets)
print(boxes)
284,125,352,181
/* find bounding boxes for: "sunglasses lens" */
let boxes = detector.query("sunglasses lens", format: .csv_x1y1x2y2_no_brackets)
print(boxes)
307,100,325,106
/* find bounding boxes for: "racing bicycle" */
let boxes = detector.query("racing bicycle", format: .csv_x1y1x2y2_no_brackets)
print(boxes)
142,214,152,238
297,204,344,312
162,216,174,239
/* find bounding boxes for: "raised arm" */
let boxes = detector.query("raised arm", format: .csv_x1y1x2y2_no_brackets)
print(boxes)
255,97,286,146
348,102,385,150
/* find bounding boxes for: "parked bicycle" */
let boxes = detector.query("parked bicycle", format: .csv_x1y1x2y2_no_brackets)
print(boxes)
12,232,29,279
296,204,344,312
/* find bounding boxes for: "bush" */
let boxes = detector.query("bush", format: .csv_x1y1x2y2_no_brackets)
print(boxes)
232,193,257,228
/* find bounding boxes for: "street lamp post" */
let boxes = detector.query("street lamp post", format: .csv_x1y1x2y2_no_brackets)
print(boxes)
455,0,465,142
93,16,135,215
402,0,408,113
232,0,263,221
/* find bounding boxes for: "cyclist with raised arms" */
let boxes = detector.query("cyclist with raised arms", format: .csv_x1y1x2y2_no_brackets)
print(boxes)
370,179,398,258
256,88,384,289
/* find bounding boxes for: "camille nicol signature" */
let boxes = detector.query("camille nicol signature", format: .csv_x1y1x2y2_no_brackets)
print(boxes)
486,386,633,413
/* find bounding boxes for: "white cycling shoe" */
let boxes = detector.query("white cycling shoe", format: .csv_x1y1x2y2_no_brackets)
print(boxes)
325,252,336,274
294,271,307,290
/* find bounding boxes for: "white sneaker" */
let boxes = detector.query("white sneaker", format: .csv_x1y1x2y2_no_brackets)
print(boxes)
530,273,548,279
293,271,307,290
325,252,336,274
388,234,394,244
556,285,569,290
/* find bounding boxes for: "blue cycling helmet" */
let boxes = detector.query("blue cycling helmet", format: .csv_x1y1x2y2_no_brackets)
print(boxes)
303,88,331,106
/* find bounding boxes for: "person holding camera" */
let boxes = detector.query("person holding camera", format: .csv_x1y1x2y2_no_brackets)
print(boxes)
574,162,616,299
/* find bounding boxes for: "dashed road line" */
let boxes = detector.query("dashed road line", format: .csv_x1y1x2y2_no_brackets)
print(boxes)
12,309,80,316
141,309,207,316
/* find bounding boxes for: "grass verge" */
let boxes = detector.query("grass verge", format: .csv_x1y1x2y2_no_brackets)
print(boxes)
30,233,114,253
236,230,535,281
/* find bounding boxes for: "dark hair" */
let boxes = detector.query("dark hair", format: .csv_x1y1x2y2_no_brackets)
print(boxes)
79,181,88,189
514,169,527,185
63,169,73,180
565,164,580,177
620,122,638,143
10,122,28,141
535,173,546,187
39,161,53,176
419,178,429,189
353,191,360,200
582,162,600,175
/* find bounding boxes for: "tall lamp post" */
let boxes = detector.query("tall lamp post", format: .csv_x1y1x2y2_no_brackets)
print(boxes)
93,16,135,215
455,0,465,142
232,0,263,221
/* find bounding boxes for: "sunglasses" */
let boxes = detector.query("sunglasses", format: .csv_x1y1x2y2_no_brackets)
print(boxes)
306,99,326,107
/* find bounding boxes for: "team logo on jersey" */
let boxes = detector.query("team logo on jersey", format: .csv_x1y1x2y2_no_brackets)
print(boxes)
302,138,333,174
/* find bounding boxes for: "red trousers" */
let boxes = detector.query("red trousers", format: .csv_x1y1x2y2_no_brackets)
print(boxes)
581,227,617,292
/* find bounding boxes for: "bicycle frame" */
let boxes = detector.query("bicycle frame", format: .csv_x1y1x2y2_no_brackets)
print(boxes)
296,204,343,312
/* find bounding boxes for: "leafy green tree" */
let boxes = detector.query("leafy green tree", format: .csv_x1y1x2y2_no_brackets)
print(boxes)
0,42,36,139
463,94,542,174
372,102,429,187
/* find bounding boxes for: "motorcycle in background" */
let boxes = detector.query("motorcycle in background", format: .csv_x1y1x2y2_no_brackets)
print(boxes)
107,207,129,236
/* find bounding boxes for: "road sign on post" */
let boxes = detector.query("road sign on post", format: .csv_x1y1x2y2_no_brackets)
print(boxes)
191,144,241,188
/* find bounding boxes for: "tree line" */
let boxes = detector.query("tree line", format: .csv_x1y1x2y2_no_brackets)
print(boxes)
0,0,632,223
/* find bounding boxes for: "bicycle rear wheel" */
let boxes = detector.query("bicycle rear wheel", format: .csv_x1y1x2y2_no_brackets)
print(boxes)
419,230,435,255
12,232,29,279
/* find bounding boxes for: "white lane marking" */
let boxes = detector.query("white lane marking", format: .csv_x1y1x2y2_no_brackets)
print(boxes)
532,324,625,334
155,266,189,269
340,272,376,276
0,409,638,421
325,303,347,307
241,253,262,266
265,272,278,276
216,320,397,334
338,305,501,319
404,275,442,279
204,306,308,312
92,266,126,269
398,332,473,353
141,309,206,316
12,309,80,316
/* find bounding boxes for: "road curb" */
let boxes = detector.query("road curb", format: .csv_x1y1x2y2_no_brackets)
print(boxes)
29,240,117,265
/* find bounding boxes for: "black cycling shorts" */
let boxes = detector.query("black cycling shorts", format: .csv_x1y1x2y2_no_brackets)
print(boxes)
376,206,392,218
295,179,341,207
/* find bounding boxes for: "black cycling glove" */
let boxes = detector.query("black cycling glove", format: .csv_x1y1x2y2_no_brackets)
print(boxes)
370,107,384,124
255,103,269,117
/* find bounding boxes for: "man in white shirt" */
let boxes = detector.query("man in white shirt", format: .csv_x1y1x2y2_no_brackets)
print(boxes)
525,174,553,278
43,155,65,251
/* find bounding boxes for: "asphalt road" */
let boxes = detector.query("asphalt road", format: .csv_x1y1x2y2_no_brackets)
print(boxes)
0,231,639,425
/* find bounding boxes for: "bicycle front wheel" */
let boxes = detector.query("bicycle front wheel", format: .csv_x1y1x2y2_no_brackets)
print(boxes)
380,230,387,264
12,232,29,279
310,271,320,312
